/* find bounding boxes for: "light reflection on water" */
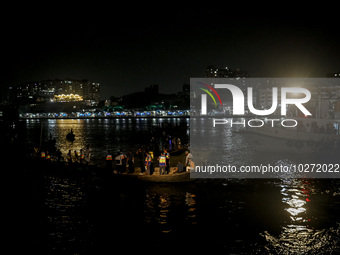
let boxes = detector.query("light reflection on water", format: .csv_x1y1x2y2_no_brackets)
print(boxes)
25,118,189,164
260,179,340,254
24,118,340,253
43,176,90,254
36,175,340,253
144,185,197,234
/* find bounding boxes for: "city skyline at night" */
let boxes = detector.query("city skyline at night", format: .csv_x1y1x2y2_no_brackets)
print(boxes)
2,8,339,100
2,6,340,254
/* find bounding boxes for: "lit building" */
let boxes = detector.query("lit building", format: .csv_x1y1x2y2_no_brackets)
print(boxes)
44,79,100,106
53,94,83,102
205,65,249,78
9,79,100,106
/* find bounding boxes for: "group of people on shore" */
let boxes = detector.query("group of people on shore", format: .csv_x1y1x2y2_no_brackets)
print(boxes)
104,146,193,175
143,149,193,175
143,149,171,175
104,148,171,174
37,144,92,165
105,150,135,174
34,131,193,174
36,142,194,174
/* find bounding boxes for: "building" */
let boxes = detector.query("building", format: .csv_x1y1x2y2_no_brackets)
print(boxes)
205,65,249,78
44,79,100,106
252,79,340,118
7,81,54,104
8,79,100,106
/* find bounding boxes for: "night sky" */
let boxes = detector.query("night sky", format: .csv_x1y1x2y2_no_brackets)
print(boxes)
2,7,339,99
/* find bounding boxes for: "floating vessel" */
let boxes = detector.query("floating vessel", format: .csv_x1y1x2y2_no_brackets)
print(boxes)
127,171,192,183
66,129,75,141
246,117,340,153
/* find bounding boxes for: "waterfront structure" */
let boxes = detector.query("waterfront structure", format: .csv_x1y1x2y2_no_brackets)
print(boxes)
8,79,100,106
254,79,340,119
205,65,249,78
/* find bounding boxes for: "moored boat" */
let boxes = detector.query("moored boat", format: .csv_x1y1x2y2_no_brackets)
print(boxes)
118,165,194,183
246,117,340,153
129,171,192,183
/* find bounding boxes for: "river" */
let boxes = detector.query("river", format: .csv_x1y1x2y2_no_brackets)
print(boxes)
19,118,340,254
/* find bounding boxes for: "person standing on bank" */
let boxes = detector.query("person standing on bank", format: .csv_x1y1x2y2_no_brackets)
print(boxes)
137,148,145,175
79,149,85,164
115,151,126,174
158,152,167,175
145,152,152,175
185,151,193,166
164,149,170,174
67,150,72,165
105,150,113,169
74,150,79,163
84,144,91,165
56,148,62,163
127,150,135,173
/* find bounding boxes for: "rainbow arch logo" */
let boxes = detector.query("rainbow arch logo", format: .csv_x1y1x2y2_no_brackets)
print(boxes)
197,82,223,106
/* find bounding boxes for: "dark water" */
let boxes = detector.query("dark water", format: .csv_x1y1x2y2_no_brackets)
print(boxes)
20,174,340,254
19,118,340,254
24,118,190,164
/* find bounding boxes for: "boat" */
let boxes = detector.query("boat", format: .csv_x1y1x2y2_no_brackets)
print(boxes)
119,166,194,183
169,145,189,156
66,129,75,141
245,117,340,153
130,171,193,183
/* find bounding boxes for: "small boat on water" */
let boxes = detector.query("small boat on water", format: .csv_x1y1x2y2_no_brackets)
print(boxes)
117,165,194,183
66,129,75,141
246,117,340,153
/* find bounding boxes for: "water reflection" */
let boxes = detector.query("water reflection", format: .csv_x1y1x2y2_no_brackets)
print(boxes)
159,195,170,232
25,172,340,253
282,179,309,220
144,185,197,233
25,118,189,165
261,179,340,254
185,192,197,224
44,176,90,253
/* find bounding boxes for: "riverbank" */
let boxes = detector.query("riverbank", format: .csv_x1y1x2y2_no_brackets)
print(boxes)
19,113,190,119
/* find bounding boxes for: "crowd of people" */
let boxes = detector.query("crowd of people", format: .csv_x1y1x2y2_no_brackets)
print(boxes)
34,133,193,175
36,144,92,165
104,147,193,175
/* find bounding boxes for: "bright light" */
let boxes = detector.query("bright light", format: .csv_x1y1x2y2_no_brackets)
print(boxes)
53,94,83,102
